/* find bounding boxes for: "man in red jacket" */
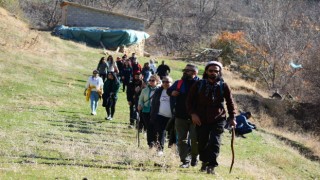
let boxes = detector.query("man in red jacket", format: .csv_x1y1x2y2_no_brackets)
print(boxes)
186,61,236,175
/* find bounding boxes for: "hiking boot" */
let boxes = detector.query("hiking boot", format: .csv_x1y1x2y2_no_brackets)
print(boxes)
191,158,198,167
237,134,246,138
200,162,208,172
179,162,190,168
207,166,215,175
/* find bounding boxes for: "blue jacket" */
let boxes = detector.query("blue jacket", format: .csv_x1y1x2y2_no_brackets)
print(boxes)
167,76,200,119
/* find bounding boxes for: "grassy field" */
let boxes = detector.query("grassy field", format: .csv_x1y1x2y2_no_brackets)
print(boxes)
0,7,320,179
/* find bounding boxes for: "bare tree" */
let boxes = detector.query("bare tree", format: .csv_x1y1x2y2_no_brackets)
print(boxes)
242,0,318,95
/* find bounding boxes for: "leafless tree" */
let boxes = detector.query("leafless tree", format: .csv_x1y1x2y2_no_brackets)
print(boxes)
243,0,318,96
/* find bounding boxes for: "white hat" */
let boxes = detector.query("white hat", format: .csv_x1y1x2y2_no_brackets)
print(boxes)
205,61,223,70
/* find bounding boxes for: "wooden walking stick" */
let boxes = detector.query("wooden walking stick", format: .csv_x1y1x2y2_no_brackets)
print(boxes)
136,111,140,147
229,125,235,173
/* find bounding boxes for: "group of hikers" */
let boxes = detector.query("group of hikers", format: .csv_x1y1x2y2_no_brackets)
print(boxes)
84,53,256,175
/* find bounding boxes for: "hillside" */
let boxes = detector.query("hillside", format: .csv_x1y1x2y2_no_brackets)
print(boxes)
0,7,320,179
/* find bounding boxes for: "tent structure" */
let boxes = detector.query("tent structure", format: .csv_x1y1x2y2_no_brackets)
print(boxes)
53,25,150,48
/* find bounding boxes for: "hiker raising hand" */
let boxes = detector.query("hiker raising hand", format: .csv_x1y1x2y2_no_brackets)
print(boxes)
186,61,236,175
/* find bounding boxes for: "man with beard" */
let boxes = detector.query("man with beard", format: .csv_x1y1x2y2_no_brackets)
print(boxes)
167,64,200,168
186,61,236,175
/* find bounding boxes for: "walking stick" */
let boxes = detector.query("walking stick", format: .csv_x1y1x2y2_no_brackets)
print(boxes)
136,111,140,147
229,125,235,173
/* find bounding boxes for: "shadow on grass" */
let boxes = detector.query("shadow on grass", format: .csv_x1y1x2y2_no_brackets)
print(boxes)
48,119,104,126
66,77,86,83
39,134,127,147
259,129,320,163
51,80,84,88
58,110,83,114
14,156,177,173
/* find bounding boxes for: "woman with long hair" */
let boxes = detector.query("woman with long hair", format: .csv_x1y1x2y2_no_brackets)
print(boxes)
103,72,120,120
121,60,132,92
107,55,119,74
96,57,108,82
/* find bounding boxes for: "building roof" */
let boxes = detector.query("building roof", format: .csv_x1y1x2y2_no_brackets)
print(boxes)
61,1,147,22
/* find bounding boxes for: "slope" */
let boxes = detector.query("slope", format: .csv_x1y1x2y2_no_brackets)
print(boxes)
0,7,319,179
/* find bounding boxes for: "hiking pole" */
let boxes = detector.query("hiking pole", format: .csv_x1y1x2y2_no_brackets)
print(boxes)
229,125,235,173
136,111,140,147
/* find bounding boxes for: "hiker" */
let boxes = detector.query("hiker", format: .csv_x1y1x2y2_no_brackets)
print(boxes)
131,57,142,76
149,59,157,74
102,72,120,120
128,52,136,64
127,72,144,129
167,64,200,168
141,62,153,83
235,112,256,138
156,61,171,80
96,57,108,82
121,60,132,92
186,61,236,175
84,70,104,115
150,76,174,156
138,74,160,149
116,57,124,81
106,55,119,74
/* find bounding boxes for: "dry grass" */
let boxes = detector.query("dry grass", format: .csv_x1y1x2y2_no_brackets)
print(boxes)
0,7,319,179
223,70,269,98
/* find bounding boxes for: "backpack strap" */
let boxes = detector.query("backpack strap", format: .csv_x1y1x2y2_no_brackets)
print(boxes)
220,79,224,98
220,79,225,108
197,79,206,94
197,79,225,108
176,79,183,91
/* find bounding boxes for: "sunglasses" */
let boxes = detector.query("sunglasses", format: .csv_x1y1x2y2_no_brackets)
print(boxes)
182,69,194,72
208,69,219,73
149,79,155,82
162,81,171,84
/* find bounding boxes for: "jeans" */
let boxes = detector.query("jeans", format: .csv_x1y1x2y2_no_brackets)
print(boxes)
175,118,198,163
90,91,100,114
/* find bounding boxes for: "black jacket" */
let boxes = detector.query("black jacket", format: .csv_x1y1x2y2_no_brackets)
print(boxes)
126,79,143,103
150,87,175,123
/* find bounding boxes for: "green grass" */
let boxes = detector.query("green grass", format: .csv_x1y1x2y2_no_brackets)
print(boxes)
0,12,320,179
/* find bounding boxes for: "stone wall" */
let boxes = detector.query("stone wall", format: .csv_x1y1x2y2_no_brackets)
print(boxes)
61,3,145,31
121,40,145,56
